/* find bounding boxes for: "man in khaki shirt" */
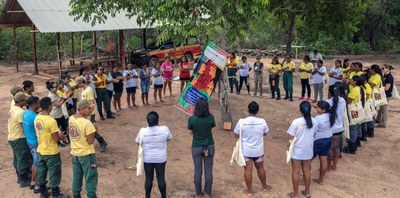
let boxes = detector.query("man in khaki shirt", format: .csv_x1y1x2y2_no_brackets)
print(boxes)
8,92,32,187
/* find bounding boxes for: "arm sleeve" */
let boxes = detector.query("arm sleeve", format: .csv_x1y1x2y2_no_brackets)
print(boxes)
287,119,298,136
85,121,97,136
166,127,173,140
263,119,269,134
50,119,60,134
233,119,242,134
135,129,141,144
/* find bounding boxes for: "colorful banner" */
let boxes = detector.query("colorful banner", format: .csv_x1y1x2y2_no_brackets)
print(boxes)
174,42,230,115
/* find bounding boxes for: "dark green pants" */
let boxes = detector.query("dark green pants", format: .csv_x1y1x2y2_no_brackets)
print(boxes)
72,154,98,198
8,138,31,178
282,72,293,93
38,153,62,188
95,88,111,116
269,75,280,95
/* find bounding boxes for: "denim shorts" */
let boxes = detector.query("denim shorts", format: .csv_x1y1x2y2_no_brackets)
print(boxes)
313,137,332,158
28,143,38,167
141,82,150,93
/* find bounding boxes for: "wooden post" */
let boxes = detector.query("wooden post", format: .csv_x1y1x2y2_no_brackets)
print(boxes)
70,32,75,66
31,25,38,75
93,31,98,68
119,30,125,67
143,28,147,49
13,27,19,72
56,33,62,76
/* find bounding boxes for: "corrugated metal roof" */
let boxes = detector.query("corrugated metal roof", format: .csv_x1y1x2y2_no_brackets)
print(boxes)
1,0,150,32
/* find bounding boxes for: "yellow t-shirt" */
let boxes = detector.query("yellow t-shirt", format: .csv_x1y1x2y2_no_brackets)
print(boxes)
364,83,372,100
369,74,382,88
69,116,96,156
81,87,96,115
299,62,314,79
35,114,60,155
269,64,282,74
282,61,295,72
57,88,68,98
227,58,238,69
349,71,363,80
342,67,351,79
93,74,107,89
8,106,25,141
68,80,79,99
348,86,360,104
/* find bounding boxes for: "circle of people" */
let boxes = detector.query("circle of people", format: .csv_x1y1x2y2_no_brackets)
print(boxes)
7,51,396,198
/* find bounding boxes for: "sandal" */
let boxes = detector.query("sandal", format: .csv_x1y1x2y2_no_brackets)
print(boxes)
301,190,311,198
287,192,299,198
243,189,253,197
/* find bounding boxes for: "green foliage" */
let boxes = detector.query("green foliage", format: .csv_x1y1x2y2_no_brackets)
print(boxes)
126,36,142,51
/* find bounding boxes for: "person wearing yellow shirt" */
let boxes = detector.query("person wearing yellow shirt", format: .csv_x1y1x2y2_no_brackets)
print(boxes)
9,85,23,110
93,66,115,120
298,55,314,101
227,52,239,93
343,76,365,155
8,92,32,187
368,64,383,89
282,55,295,101
76,76,108,152
35,97,68,198
342,58,351,80
360,74,374,142
69,99,98,198
268,57,282,100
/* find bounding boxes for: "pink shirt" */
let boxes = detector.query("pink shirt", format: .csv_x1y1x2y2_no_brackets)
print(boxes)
161,62,174,79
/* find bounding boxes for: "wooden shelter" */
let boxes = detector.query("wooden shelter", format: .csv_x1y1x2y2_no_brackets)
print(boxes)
0,0,151,76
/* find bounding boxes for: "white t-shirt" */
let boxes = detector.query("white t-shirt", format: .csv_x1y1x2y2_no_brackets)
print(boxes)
326,97,346,133
234,116,269,157
123,69,138,88
237,61,251,77
287,117,318,160
312,66,326,84
152,68,163,85
314,113,332,140
135,126,172,163
328,67,343,86
48,92,64,119
106,72,113,91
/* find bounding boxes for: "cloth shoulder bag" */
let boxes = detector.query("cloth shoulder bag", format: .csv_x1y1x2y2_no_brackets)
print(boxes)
390,84,400,99
230,121,246,167
372,82,387,107
348,91,366,125
364,99,374,122
343,107,350,139
136,131,144,176
286,121,302,164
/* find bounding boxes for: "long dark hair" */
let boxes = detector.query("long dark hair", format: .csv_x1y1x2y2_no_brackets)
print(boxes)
194,98,210,118
317,101,334,127
353,75,365,107
371,64,383,79
343,58,350,68
45,81,56,91
300,101,313,128
79,66,87,76
328,84,340,127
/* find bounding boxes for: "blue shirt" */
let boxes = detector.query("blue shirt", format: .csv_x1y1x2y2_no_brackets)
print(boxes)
139,69,151,85
22,110,38,145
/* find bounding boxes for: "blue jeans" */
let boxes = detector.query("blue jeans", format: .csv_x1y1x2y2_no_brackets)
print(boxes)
141,82,150,93
192,145,214,196
349,124,361,143
28,143,38,168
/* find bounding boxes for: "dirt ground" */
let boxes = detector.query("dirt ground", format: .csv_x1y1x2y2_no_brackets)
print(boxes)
1,56,400,198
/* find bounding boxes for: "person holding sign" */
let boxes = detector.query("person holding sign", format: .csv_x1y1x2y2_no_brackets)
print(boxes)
237,56,252,95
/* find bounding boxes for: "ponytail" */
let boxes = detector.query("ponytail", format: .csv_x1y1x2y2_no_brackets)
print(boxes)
300,101,313,128
328,85,339,127
353,76,366,107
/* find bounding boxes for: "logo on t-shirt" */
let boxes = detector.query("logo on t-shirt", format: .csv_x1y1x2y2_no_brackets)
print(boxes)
35,121,44,133
69,124,80,140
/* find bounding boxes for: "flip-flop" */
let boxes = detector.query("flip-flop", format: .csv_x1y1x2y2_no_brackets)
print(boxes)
287,192,299,198
313,178,324,185
301,190,311,198
243,189,253,197
263,185,272,192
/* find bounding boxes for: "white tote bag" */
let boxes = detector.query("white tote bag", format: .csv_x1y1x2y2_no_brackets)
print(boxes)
136,132,144,176
390,84,400,99
372,83,387,107
348,93,365,125
343,107,350,139
286,121,302,164
230,121,246,167
364,99,373,122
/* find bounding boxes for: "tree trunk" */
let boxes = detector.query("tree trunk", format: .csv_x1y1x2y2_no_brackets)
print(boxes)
286,14,296,56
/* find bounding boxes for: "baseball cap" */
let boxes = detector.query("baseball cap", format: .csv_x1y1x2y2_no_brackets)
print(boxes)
68,79,78,88
14,92,29,103
75,76,85,84
10,85,22,96
78,99,95,110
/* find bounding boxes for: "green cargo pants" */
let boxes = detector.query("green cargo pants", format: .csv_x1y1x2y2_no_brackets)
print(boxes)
38,153,62,188
8,138,31,178
72,154,98,198
95,88,111,117
282,72,293,93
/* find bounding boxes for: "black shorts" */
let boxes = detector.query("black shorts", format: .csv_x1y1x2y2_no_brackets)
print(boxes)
126,87,137,94
67,103,74,110
114,91,123,97
154,84,163,89
180,77,190,81
333,131,343,136
107,90,113,99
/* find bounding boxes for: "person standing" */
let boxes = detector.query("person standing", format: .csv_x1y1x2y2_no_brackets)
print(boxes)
188,98,216,197
237,56,251,95
328,60,343,86
10,85,23,109
376,64,394,128
104,66,115,108
162,56,175,97
123,64,139,108
93,66,115,120
8,92,31,187
139,63,151,105
311,60,327,102
152,62,165,102
35,97,68,198
23,80,35,96
233,101,272,196
111,66,124,111
179,56,192,94
282,55,295,101
69,99,98,198
227,53,239,93
309,49,323,67
287,101,318,198
298,55,313,101
22,96,41,193
253,56,264,97
136,111,172,198
268,57,282,100
75,77,108,153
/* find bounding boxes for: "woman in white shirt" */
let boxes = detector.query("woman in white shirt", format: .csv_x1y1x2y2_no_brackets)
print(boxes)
135,111,172,198
123,64,139,107
237,56,251,95
311,59,327,102
287,101,317,198
326,83,346,171
152,62,164,102
312,101,334,185
233,101,272,196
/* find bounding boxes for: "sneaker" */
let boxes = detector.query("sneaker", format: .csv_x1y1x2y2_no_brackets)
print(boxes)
100,116,105,121
34,188,41,194
299,96,304,100
230,90,233,93
19,180,31,188
40,191,50,198
106,115,115,119
306,97,310,101
289,98,293,102
100,142,108,153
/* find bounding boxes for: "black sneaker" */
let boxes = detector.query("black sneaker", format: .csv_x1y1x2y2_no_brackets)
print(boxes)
34,188,41,194
40,191,50,198
230,90,233,93
100,142,108,153
20,180,31,188
30,185,35,190
107,115,115,119
100,116,105,121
